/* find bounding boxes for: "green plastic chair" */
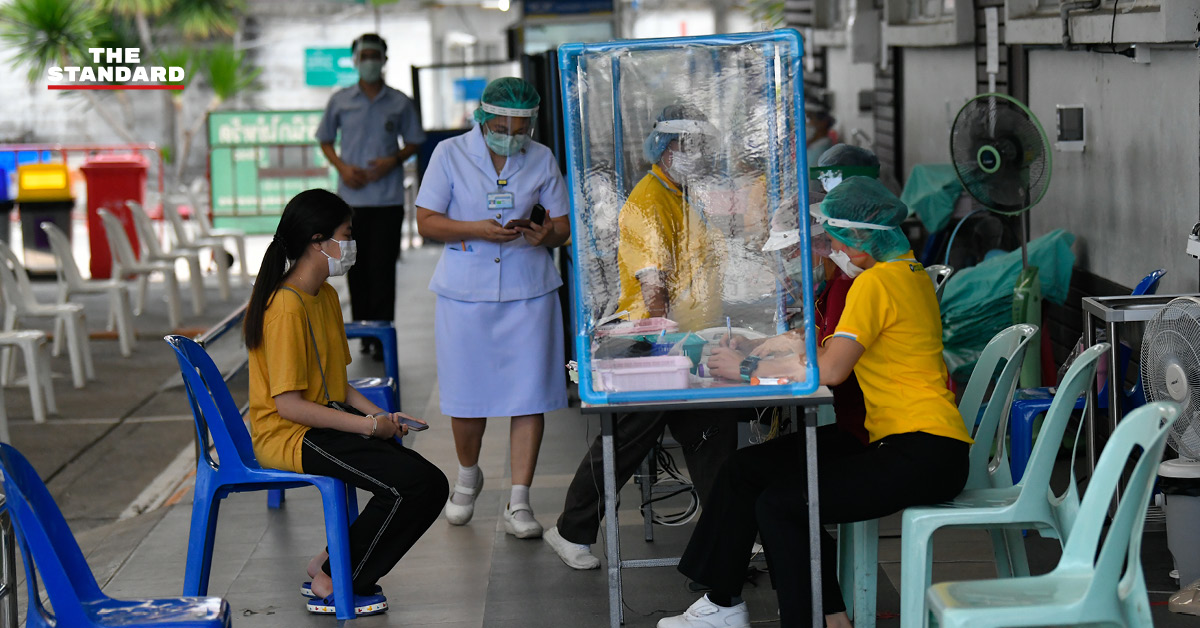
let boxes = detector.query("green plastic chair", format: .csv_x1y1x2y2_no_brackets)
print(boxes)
925,400,1179,627
897,341,1111,628
837,323,1038,627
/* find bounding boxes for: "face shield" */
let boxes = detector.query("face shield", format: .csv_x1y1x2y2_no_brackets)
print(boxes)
480,103,538,157
809,165,881,193
655,119,720,183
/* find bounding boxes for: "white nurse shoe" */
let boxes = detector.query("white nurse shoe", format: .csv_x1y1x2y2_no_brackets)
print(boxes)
503,503,544,539
444,473,484,525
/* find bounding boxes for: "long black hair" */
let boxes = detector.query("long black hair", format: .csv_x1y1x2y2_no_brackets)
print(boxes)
244,189,353,350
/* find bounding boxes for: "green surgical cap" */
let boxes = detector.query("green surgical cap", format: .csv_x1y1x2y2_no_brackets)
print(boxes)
819,176,911,261
473,77,541,124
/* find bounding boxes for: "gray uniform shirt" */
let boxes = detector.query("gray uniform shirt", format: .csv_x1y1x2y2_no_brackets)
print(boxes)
315,83,425,207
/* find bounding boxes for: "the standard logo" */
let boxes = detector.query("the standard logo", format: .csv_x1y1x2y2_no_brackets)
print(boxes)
47,48,185,90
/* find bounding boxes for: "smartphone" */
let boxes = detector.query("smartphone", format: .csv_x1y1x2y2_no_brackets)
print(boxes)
529,204,547,225
503,218,532,229
398,416,430,431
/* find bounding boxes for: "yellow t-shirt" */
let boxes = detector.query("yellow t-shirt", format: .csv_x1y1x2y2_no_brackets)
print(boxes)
247,282,351,473
831,253,971,445
616,165,722,330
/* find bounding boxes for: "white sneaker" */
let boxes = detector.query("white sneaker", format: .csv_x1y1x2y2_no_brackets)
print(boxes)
544,526,600,569
444,473,484,526
503,502,544,539
657,595,750,628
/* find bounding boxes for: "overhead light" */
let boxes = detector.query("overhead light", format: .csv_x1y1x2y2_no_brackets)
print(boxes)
499,0,510,10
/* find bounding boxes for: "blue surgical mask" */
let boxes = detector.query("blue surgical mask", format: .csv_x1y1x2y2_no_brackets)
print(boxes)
485,129,530,156
357,59,383,83
322,239,357,276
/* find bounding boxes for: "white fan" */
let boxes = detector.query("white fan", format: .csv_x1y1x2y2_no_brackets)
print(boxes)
1142,297,1200,460
1142,296,1200,614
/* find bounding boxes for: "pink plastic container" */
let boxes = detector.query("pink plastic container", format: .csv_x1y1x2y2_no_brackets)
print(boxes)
592,356,692,392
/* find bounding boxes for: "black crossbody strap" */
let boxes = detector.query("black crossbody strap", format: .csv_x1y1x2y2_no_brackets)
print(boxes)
280,286,331,404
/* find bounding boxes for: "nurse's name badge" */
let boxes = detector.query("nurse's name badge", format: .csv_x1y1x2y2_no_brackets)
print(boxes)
487,192,515,210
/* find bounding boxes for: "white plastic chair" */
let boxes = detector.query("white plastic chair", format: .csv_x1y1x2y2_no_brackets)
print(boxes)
97,209,183,331
925,264,953,303
126,201,205,316
0,330,57,426
0,242,93,389
162,203,232,302
184,181,249,286
40,223,135,357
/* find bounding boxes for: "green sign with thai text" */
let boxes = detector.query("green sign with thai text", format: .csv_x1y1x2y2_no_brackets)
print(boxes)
305,47,358,87
207,110,338,233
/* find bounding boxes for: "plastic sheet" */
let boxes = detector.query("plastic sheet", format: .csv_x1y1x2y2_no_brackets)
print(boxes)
940,228,1076,379
901,164,963,234
559,30,819,404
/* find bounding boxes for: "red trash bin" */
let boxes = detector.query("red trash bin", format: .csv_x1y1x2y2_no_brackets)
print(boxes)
79,154,147,279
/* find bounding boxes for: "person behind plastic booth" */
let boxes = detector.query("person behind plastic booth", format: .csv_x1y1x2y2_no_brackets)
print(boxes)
615,103,724,330
244,189,447,616
415,77,572,539
542,104,740,570
660,177,971,628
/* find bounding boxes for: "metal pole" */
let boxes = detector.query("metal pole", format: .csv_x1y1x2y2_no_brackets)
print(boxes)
602,412,623,628
803,405,823,627
1083,308,1097,475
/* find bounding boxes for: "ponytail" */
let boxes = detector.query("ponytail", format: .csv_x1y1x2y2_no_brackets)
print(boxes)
243,190,353,350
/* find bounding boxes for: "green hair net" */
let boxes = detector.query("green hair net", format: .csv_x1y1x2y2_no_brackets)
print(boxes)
818,176,911,261
473,77,541,125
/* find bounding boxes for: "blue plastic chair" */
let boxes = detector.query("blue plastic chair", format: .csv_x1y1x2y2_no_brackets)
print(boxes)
898,342,1110,628
837,323,1037,627
345,321,400,408
1008,268,1166,482
0,442,232,627
925,400,1178,627
165,335,359,621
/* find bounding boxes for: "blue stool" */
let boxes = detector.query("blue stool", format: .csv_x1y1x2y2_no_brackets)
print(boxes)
345,321,399,409
350,376,399,414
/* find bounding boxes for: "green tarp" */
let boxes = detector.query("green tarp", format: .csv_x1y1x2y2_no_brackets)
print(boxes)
902,164,963,233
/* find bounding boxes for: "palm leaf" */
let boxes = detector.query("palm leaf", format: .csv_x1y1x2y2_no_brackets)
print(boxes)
157,46,199,90
202,43,259,102
92,0,173,17
166,0,243,40
0,0,106,82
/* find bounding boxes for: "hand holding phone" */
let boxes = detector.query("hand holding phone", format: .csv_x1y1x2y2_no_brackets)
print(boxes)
393,413,429,431
504,204,548,230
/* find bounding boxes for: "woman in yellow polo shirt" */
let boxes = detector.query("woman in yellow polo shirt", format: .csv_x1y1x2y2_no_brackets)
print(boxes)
661,177,971,628
244,189,448,617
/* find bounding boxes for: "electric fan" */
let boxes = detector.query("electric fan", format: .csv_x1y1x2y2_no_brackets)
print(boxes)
1141,296,1200,614
950,93,1052,387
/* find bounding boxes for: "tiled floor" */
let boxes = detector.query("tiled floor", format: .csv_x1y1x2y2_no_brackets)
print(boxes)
11,242,1200,627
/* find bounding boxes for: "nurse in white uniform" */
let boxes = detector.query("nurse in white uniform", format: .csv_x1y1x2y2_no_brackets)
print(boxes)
415,77,571,539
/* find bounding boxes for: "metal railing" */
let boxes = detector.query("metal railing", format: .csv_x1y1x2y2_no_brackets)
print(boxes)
0,143,166,202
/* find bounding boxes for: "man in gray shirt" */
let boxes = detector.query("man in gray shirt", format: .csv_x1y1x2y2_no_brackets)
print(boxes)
316,33,424,359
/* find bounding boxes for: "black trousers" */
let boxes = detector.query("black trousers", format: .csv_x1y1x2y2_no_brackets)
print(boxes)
347,205,404,323
556,409,740,546
678,427,969,627
301,428,449,595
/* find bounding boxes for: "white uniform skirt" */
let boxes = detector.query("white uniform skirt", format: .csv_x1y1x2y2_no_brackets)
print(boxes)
435,292,567,418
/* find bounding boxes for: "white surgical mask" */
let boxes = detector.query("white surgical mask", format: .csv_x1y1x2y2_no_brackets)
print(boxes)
357,59,383,82
828,249,865,278
322,239,357,276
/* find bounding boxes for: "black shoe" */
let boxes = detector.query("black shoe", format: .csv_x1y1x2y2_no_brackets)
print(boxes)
360,339,375,355
371,342,385,362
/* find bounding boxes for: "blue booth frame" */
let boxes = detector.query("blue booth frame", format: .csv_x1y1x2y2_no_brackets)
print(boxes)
558,29,820,404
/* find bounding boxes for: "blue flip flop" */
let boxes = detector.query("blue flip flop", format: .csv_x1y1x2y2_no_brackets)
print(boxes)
305,592,388,616
300,581,382,598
